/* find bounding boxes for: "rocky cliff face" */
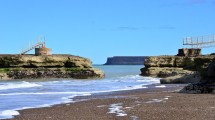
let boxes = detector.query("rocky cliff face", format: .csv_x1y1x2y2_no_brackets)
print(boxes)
180,59,215,93
140,55,215,93
141,55,215,84
141,56,195,77
0,54,104,80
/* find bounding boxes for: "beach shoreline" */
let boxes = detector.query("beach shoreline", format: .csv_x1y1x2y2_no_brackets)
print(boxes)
8,84,215,120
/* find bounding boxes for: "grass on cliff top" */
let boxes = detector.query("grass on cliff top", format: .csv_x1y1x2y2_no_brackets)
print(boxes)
0,68,10,73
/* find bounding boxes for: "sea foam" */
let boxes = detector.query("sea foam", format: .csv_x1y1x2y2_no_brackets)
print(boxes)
0,110,19,119
155,85,166,88
0,91,91,96
0,65,162,119
108,103,127,116
0,81,41,90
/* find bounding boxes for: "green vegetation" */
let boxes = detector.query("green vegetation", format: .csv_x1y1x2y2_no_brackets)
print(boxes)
0,68,10,73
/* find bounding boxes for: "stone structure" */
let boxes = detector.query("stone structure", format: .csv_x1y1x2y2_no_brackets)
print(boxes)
177,48,201,57
21,40,52,56
35,46,52,56
104,56,148,65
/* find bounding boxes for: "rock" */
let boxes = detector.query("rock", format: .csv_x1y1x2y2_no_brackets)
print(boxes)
5,68,105,80
180,83,214,94
206,61,215,78
141,67,187,78
160,73,200,84
180,60,215,94
0,54,104,80
144,56,195,68
140,55,215,84
0,54,92,68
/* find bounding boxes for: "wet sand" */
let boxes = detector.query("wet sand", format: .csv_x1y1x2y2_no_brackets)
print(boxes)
9,84,215,120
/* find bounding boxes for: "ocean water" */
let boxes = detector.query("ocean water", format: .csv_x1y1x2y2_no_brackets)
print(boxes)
0,65,160,119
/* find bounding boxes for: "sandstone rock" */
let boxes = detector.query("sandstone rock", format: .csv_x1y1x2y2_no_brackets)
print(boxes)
141,55,215,84
144,56,175,67
141,67,187,78
160,73,200,84
0,55,92,68
0,54,104,80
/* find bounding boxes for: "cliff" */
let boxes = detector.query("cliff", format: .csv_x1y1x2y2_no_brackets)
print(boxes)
142,56,192,78
140,55,215,93
104,56,148,65
0,54,104,80
141,55,215,83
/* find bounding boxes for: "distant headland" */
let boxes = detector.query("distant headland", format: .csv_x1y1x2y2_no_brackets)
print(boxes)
104,56,148,65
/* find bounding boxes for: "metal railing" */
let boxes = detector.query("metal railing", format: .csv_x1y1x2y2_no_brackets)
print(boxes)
20,41,45,55
183,34,215,48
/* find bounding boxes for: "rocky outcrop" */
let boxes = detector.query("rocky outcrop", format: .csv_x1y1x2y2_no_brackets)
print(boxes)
141,54,215,93
140,55,215,84
0,54,104,80
141,56,195,79
0,54,92,68
104,56,148,65
180,61,215,93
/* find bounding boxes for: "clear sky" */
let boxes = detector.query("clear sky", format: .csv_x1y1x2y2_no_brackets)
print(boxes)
0,0,215,64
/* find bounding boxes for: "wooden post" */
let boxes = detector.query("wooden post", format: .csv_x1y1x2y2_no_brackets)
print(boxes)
191,37,193,48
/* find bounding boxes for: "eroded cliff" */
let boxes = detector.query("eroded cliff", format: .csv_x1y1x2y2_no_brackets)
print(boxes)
141,55,215,83
0,54,104,80
140,55,215,93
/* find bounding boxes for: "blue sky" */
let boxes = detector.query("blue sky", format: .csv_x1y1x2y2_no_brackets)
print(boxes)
0,0,215,64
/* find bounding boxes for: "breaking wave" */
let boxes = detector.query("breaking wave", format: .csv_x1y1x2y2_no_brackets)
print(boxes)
0,81,42,90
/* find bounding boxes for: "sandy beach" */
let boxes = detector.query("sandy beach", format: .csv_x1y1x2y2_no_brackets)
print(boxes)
8,84,215,120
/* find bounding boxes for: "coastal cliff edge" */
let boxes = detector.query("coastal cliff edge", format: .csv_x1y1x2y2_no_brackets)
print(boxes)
0,54,104,80
140,55,215,93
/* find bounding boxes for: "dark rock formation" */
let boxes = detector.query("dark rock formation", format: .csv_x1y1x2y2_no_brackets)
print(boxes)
140,55,215,93
0,54,104,80
140,55,215,84
104,56,148,65
6,68,103,79
180,61,215,93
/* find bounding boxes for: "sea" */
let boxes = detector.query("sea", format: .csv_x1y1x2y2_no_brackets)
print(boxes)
0,65,160,119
